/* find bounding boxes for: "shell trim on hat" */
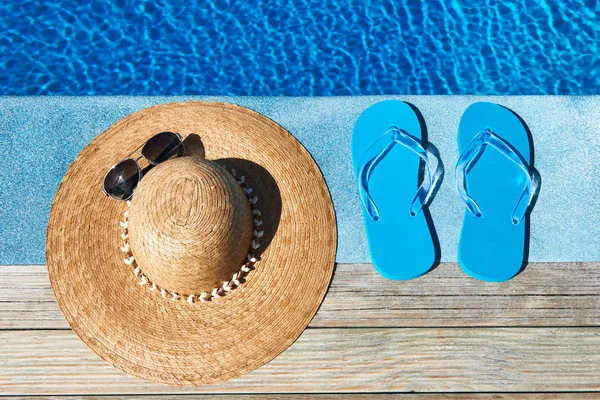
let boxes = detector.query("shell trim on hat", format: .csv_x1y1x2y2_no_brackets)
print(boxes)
120,166,264,303
46,101,337,386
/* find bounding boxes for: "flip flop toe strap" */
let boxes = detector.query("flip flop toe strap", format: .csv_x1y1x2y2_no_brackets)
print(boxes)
358,126,437,221
455,129,536,225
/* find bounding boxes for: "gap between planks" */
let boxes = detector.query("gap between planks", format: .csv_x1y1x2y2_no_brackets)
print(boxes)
2,263,600,329
0,394,599,399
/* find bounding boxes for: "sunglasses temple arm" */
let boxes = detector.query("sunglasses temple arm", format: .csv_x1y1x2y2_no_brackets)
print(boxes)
125,142,146,159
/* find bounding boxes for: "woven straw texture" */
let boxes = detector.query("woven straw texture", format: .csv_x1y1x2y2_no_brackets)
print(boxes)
128,157,254,294
46,101,337,386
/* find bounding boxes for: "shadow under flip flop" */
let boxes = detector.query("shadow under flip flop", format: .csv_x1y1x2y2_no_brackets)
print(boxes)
405,102,444,271
501,106,541,277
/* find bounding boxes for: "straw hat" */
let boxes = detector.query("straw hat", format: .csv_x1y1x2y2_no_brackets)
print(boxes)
46,101,337,385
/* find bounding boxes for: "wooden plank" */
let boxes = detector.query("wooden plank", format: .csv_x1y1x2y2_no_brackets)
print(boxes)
1,328,600,395
3,395,599,399
3,263,600,329
316,262,600,327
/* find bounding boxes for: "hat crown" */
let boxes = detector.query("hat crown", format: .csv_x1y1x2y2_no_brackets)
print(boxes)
128,157,253,294
171,177,200,225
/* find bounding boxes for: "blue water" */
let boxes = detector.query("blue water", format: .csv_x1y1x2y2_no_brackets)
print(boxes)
0,0,599,95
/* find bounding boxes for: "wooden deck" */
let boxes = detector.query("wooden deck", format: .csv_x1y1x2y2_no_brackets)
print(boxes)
2,263,600,396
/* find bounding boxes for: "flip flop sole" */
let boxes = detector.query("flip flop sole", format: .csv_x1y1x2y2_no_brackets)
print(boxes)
352,100,435,280
457,102,531,282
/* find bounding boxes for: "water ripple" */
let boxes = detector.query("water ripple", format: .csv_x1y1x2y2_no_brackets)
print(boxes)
0,0,598,95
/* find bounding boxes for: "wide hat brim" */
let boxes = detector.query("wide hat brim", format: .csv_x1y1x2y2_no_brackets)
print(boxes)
46,101,337,385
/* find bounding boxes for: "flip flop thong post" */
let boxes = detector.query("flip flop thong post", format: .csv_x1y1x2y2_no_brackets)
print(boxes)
456,102,536,282
352,100,438,280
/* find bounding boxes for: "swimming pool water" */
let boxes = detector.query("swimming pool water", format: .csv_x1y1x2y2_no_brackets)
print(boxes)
1,0,599,95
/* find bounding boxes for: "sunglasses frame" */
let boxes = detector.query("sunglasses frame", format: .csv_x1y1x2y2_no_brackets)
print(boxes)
102,132,184,201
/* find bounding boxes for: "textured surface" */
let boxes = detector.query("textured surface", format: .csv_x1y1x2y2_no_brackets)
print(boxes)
44,102,336,385
1,96,600,264
4,261,600,395
1,0,599,95
3,397,594,400
2,327,600,394
128,157,254,294
4,262,600,329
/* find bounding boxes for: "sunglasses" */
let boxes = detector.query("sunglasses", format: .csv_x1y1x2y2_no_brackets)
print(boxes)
103,131,185,201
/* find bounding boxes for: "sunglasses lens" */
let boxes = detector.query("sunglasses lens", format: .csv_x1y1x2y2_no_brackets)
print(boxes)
103,159,140,200
141,132,184,164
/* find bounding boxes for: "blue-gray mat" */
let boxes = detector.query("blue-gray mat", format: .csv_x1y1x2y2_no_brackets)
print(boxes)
1,96,598,265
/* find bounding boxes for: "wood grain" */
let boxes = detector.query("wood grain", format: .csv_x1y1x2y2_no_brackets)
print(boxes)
4,395,599,399
3,263,600,329
1,328,600,395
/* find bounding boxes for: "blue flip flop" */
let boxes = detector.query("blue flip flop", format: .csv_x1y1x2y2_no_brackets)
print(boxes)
352,100,438,280
456,102,536,282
